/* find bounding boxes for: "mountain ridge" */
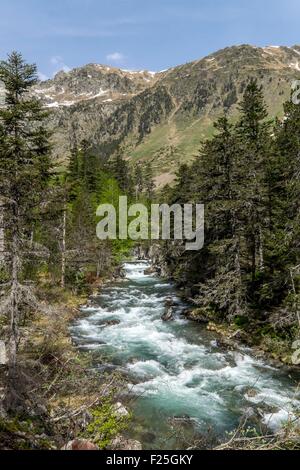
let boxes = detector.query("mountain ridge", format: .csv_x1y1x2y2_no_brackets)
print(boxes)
2,43,300,186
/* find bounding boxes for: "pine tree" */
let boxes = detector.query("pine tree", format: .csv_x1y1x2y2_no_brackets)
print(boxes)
110,153,133,195
133,163,144,201
0,52,51,379
236,78,272,285
172,163,192,203
68,144,80,198
271,96,300,320
191,117,244,317
144,161,155,201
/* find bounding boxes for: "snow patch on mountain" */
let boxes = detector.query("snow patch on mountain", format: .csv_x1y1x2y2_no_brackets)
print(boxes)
290,61,300,71
291,48,300,56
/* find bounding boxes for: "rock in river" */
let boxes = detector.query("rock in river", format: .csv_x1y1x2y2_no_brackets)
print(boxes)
161,307,174,321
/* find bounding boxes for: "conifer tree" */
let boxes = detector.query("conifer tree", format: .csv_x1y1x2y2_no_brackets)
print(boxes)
271,96,300,319
68,144,80,199
191,117,244,316
111,153,133,195
144,161,155,201
236,78,271,284
0,52,51,378
133,162,144,201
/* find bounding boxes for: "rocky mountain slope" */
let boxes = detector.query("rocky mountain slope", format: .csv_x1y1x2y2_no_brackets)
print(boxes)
2,44,300,185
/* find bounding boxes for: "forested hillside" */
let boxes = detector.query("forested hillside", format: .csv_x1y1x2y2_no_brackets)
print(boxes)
160,79,300,362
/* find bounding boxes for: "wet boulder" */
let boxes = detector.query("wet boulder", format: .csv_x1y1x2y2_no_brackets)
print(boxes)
244,387,258,399
161,297,175,321
165,297,174,307
241,407,265,426
102,319,120,327
144,265,159,275
161,307,174,321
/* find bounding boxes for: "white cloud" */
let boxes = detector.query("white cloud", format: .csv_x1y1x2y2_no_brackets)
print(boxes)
106,52,126,63
50,55,71,74
37,71,49,81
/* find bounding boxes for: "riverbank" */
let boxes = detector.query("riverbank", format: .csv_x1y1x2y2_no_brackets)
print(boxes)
71,260,300,450
0,278,137,450
143,245,300,370
181,308,300,371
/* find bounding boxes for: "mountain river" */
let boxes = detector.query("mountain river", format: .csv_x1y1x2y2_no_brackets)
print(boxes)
70,261,300,449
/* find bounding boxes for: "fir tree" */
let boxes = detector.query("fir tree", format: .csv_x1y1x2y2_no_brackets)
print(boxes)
110,153,133,195
236,78,272,284
191,117,244,317
144,161,155,201
133,162,144,201
0,52,51,380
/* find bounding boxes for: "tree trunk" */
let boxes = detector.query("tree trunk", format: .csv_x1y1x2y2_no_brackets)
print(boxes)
290,266,300,329
251,232,256,282
61,203,67,289
9,202,19,372
0,200,5,267
234,240,242,314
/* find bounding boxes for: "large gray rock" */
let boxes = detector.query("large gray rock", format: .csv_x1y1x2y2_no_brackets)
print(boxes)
161,307,174,322
112,402,129,418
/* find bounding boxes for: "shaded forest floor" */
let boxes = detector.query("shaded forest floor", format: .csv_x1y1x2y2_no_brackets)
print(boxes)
0,282,129,450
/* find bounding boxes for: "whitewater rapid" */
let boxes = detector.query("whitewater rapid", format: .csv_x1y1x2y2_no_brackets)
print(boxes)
71,261,300,449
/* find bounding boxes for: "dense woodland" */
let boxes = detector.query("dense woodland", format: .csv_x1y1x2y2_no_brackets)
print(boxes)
0,52,154,449
0,52,299,449
161,79,300,354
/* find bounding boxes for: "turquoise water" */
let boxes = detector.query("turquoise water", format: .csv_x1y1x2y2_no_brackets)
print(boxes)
71,261,300,449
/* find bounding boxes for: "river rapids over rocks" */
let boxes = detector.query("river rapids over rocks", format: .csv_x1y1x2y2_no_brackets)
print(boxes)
71,261,300,449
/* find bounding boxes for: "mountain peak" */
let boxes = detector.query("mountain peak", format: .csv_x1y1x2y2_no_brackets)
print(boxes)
33,62,158,109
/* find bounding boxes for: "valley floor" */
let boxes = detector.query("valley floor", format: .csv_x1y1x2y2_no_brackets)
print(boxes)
1,262,300,451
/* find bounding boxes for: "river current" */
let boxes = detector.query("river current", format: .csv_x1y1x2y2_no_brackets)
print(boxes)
71,261,300,449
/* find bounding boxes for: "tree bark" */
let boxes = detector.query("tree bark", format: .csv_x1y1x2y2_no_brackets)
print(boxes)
0,200,5,267
9,202,19,372
61,203,67,289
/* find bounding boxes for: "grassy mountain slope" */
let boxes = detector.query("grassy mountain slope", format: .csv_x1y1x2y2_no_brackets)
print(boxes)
21,44,300,185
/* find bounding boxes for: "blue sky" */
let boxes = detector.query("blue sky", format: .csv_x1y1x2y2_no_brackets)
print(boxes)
0,0,299,79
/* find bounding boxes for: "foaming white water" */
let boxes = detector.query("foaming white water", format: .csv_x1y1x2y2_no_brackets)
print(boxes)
71,260,300,442
128,360,165,378
123,261,152,281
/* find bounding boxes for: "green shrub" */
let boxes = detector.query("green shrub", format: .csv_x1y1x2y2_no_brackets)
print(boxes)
83,397,131,449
